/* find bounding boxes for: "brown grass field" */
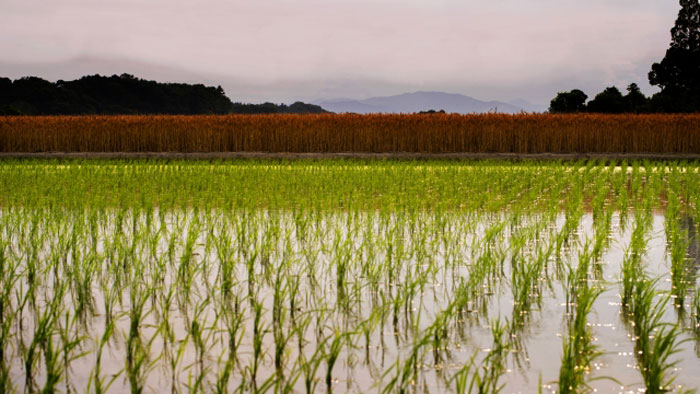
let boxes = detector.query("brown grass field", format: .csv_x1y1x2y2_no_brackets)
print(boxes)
1,113,699,154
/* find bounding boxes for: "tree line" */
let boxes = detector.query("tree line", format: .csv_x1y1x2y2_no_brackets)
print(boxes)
550,0,700,113
0,73,328,115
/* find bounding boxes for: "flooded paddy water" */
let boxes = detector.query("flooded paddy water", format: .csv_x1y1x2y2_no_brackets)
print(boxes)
1,159,699,393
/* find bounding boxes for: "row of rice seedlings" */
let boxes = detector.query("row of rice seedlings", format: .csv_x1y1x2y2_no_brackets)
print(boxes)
665,167,695,310
620,210,652,310
554,171,586,267
374,207,562,393
627,278,688,393
429,212,561,392
619,196,691,393
377,214,497,393
558,245,605,393
589,163,616,270
694,288,700,353
2,158,683,213
453,319,511,394
510,241,551,332
0,234,18,393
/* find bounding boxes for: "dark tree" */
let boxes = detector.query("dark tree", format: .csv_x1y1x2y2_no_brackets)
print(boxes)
623,83,649,113
230,101,328,114
0,74,330,115
648,0,700,112
285,101,328,114
548,89,588,113
587,87,625,113
0,78,11,97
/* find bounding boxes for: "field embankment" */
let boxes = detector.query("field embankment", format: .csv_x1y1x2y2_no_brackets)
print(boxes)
1,114,700,155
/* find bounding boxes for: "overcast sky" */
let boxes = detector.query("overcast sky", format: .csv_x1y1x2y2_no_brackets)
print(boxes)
0,0,681,104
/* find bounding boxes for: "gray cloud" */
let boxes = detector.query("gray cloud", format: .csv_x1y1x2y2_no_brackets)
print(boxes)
0,0,680,104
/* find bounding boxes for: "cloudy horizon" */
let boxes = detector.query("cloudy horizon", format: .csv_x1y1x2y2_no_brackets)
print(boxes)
0,0,681,105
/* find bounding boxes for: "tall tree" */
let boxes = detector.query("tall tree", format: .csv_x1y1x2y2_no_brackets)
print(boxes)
548,89,588,113
586,87,625,113
623,83,649,113
648,0,700,111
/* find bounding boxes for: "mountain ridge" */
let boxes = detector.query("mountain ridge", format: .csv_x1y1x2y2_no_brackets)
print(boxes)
316,91,545,114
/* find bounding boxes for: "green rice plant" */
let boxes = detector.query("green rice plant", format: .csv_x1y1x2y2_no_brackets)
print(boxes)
453,355,475,394
589,173,614,274
333,235,353,310
692,287,700,357
558,267,604,394
168,334,190,394
177,212,201,307
620,213,650,310
245,248,260,301
617,181,630,231
668,227,691,309
214,354,233,394
125,286,158,394
216,293,245,392
555,179,585,262
382,307,433,394
451,319,511,394
248,295,268,391
359,303,387,365
511,253,545,330
664,192,693,310
695,286,700,331
54,311,88,393
21,278,66,393
0,241,18,393
72,253,97,322
271,267,295,382
214,223,236,301
470,319,510,394
188,296,218,382
88,316,121,394
40,326,64,393
325,330,350,393
628,278,687,394
300,331,331,394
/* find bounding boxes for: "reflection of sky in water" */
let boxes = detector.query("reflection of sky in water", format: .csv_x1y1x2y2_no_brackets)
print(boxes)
519,213,700,394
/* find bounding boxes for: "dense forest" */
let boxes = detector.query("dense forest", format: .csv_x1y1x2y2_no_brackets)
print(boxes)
0,74,328,115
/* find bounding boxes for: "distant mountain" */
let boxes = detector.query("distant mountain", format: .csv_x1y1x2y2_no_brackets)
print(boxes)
316,91,543,114
506,98,548,113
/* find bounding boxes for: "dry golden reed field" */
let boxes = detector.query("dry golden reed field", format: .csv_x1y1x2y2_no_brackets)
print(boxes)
1,113,699,154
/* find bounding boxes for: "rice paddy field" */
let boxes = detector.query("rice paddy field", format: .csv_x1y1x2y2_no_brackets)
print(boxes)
1,158,700,394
